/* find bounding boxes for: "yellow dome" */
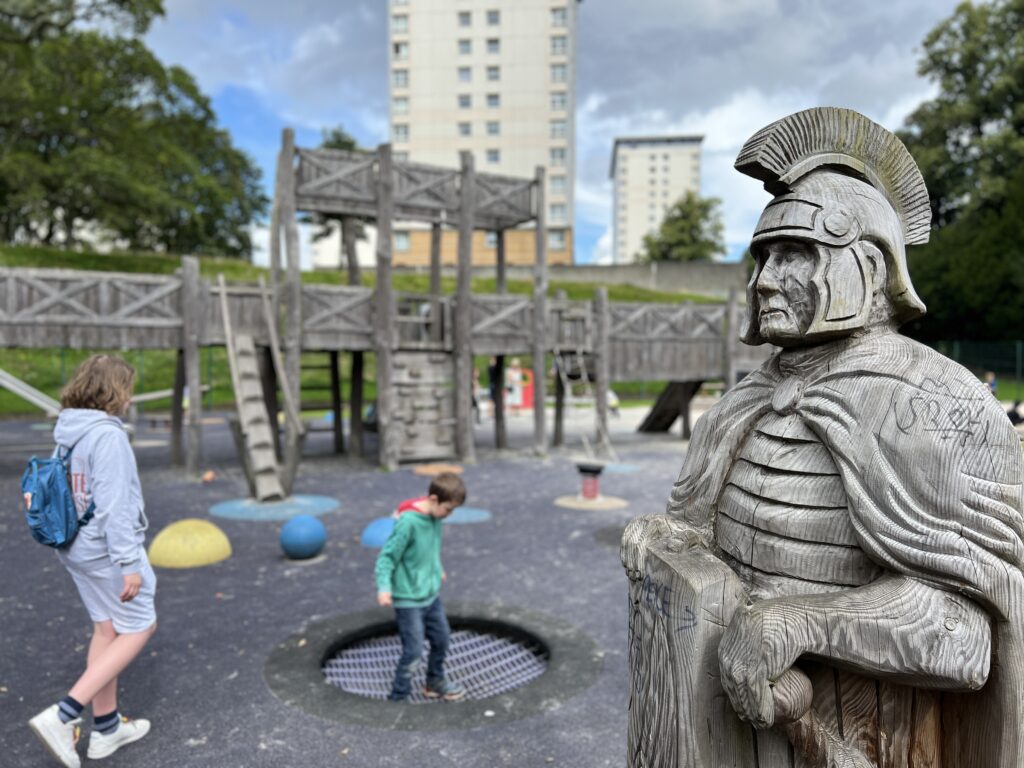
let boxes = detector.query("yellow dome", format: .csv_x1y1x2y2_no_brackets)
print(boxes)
148,519,232,569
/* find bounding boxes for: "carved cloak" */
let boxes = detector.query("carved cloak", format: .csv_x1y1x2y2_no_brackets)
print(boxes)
667,330,1024,767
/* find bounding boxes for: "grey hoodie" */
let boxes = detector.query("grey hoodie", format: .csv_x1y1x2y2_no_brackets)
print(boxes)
53,408,148,575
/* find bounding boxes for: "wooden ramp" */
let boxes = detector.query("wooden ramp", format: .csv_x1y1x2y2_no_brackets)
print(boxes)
0,367,61,417
227,334,285,501
637,381,703,438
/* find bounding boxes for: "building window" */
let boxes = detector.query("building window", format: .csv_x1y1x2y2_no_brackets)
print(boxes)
485,231,498,248
394,151,409,162
548,230,566,250
458,93,471,108
486,93,500,108
458,122,472,137
391,15,408,34
394,231,410,252
550,175,567,195
487,65,500,81
393,96,408,114
394,124,409,142
487,9,500,25
550,91,567,111
551,64,567,83
392,69,409,88
487,38,500,54
550,203,567,223
550,147,566,167
458,66,471,82
487,121,500,136
458,11,471,26
393,42,409,60
551,7,567,26
550,119,567,139
486,149,500,164
458,38,471,55
551,35,567,55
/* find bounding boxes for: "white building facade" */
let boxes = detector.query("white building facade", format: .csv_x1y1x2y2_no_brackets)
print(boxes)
610,136,703,264
386,0,580,266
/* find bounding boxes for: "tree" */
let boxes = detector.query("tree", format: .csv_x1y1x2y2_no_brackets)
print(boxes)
638,190,725,263
0,7,267,256
897,0,1024,340
0,0,163,43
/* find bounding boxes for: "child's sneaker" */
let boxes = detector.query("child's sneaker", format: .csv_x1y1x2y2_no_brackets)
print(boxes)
423,679,466,702
28,704,82,768
86,716,150,760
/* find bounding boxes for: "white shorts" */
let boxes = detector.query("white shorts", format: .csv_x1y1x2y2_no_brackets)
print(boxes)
65,551,157,634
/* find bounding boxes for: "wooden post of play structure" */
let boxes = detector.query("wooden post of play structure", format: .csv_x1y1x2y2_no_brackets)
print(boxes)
170,349,185,466
180,256,204,475
329,350,344,454
270,135,289,310
723,287,738,392
280,128,303,481
342,216,365,458
430,221,443,344
454,151,477,463
493,229,507,449
374,144,398,470
553,289,567,448
594,287,611,450
532,166,548,456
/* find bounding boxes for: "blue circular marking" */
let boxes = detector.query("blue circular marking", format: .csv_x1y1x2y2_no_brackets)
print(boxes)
360,517,396,548
445,506,492,525
210,494,340,522
603,463,641,474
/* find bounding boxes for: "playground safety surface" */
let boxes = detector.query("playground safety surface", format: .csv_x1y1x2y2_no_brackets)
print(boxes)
0,407,694,768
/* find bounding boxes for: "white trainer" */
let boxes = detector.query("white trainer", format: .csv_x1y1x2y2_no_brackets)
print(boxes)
86,717,151,760
28,704,82,768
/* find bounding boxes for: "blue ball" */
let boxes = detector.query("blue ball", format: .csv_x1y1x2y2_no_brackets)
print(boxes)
279,514,327,560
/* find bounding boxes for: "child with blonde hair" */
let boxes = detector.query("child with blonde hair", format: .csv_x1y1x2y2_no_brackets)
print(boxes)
29,355,156,767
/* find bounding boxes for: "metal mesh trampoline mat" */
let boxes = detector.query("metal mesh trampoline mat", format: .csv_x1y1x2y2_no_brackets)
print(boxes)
322,628,549,703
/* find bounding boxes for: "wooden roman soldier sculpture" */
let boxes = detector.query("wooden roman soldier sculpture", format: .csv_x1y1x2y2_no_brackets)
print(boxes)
621,107,1024,768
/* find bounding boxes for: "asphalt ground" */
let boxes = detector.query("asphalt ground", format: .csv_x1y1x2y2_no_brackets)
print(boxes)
0,404,695,768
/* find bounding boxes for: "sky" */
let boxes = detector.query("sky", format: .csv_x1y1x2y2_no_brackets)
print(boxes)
145,0,962,266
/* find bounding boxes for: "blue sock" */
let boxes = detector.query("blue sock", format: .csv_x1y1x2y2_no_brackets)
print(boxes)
57,696,83,724
94,710,120,735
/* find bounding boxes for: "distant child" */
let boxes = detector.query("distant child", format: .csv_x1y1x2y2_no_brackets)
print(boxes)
375,472,467,702
29,355,156,768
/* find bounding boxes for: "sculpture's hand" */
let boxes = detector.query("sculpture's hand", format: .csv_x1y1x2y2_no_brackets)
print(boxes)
620,513,704,582
718,601,806,729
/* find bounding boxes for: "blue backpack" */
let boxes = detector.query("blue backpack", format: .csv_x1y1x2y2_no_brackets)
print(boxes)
22,442,95,549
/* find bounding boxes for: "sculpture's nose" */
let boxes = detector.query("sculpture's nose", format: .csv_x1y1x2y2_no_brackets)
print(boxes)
756,257,782,295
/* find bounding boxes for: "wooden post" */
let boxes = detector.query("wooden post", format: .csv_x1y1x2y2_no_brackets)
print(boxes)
723,287,738,392
257,346,282,459
594,286,611,450
343,213,365,459
553,289,567,448
454,151,477,463
180,256,204,475
532,166,548,456
494,228,507,449
170,348,185,466
350,351,364,457
430,220,443,343
270,135,288,310
374,144,398,470
280,128,303,479
329,350,344,454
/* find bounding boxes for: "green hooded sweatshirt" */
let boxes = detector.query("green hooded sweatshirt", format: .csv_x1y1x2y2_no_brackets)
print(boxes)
374,511,443,608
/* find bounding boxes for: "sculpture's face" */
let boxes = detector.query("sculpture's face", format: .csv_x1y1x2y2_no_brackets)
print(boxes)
754,239,817,345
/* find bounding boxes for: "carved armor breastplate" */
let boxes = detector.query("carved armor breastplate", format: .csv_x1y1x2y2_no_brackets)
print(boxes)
716,411,881,600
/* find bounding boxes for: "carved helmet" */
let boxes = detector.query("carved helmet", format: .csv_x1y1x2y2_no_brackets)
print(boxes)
735,107,930,345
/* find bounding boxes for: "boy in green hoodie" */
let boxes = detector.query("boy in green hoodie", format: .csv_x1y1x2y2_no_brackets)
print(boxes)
375,472,467,702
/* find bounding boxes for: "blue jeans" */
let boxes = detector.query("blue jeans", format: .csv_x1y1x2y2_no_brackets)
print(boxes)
389,597,450,700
